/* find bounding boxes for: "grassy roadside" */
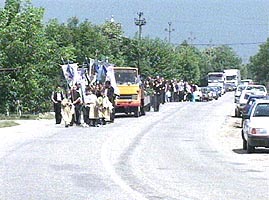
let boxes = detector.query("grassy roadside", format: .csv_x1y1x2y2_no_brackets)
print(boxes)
0,112,54,128
0,121,20,128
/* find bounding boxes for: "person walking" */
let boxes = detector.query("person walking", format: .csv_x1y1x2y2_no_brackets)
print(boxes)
51,86,64,124
152,79,161,112
70,85,82,126
84,88,99,127
61,96,74,127
104,80,116,122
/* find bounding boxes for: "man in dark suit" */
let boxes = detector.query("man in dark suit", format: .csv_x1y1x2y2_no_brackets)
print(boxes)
51,86,64,124
70,85,82,126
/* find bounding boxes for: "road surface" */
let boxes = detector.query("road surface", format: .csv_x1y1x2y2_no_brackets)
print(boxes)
0,92,268,200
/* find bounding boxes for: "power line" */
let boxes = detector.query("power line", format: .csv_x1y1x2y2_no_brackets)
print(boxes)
190,42,266,46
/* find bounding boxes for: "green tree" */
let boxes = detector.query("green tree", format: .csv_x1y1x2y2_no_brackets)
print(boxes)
248,39,269,84
100,19,124,65
176,42,201,83
0,0,58,113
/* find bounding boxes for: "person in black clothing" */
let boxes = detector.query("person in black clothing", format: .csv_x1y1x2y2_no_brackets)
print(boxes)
159,78,166,104
70,85,82,126
51,86,64,124
152,80,161,112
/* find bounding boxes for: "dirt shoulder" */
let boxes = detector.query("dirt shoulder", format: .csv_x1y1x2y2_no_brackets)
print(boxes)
217,113,269,168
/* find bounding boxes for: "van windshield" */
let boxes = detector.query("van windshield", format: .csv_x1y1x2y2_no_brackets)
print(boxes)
114,69,138,84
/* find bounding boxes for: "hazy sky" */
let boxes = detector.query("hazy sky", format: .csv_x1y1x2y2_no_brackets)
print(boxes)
1,0,269,63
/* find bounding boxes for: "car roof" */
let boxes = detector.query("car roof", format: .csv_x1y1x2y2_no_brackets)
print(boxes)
237,84,247,88
247,95,268,102
248,95,267,99
253,99,269,104
246,84,266,89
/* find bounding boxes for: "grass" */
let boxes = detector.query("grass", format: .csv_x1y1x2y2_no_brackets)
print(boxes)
0,121,20,128
0,112,54,120
0,112,54,128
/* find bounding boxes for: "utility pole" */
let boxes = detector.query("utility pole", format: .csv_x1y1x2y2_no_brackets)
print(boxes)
134,12,146,72
134,12,146,40
187,32,196,45
165,22,175,43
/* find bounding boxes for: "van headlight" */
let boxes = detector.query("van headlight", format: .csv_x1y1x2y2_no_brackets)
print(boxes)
132,94,138,100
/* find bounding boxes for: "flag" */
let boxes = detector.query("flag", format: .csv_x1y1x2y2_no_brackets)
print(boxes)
66,64,74,79
61,63,79,87
105,65,120,96
85,57,95,76
77,67,86,103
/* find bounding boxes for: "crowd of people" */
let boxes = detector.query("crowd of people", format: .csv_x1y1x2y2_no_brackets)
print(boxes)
51,80,115,128
51,76,199,127
144,76,199,111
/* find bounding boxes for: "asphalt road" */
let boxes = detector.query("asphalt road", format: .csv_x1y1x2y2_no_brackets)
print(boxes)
0,92,268,200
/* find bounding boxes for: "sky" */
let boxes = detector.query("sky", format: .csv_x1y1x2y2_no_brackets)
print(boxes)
1,0,269,63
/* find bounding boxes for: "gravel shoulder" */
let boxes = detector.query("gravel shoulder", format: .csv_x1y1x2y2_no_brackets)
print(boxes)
217,111,269,167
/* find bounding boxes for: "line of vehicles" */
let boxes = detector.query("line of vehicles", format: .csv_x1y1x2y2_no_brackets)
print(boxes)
233,81,269,153
114,68,241,114
194,69,241,102
114,67,269,154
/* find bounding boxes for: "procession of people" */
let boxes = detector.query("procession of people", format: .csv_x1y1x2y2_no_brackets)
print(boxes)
51,75,200,128
52,80,116,128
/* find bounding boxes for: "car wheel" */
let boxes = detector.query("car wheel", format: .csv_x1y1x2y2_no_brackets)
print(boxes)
246,142,255,153
243,139,247,150
235,109,238,117
241,131,247,150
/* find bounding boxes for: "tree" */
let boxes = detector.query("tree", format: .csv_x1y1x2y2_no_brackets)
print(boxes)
248,39,269,84
100,19,124,65
0,0,58,113
176,42,201,83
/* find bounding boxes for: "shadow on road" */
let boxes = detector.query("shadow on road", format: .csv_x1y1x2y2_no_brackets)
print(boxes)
233,148,269,154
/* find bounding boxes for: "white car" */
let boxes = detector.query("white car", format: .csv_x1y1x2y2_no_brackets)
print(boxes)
244,84,267,96
235,84,267,117
242,99,269,153
234,84,247,103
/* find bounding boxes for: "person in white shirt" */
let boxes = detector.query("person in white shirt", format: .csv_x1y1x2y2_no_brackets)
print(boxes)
84,88,99,126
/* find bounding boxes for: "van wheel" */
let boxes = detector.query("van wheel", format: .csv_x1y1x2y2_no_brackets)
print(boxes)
134,107,140,117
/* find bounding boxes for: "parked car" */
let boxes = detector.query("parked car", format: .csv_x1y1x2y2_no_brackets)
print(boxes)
235,85,267,117
241,95,268,127
210,86,222,97
225,83,236,92
208,86,219,100
241,79,253,85
235,90,253,117
200,87,213,101
234,84,247,103
242,99,269,153
245,84,267,96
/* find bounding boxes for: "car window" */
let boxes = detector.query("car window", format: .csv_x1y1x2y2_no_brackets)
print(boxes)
253,103,269,117
244,93,251,100
246,86,266,92
249,100,254,105
237,86,246,92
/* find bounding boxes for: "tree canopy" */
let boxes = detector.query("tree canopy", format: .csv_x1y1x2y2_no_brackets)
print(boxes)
0,0,252,114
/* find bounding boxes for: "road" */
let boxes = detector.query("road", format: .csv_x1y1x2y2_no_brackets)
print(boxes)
0,92,268,200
